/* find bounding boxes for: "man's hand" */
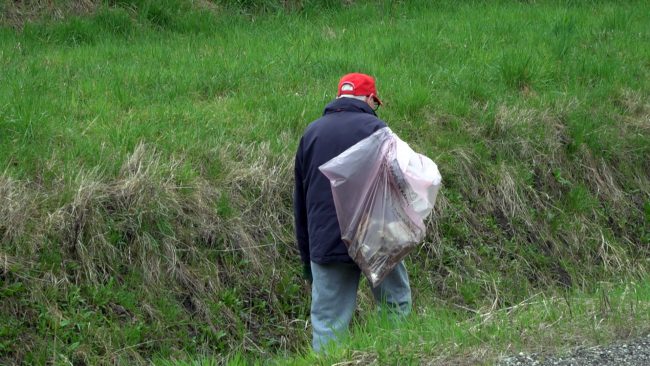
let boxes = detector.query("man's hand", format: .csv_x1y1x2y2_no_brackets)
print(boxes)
302,262,313,284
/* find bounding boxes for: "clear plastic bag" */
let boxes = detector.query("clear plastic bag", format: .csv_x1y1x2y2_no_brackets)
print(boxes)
319,127,441,287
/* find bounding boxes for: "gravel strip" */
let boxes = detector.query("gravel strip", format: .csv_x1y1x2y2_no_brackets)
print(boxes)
497,334,650,366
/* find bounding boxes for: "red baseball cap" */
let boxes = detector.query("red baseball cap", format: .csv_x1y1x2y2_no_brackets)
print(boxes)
337,73,382,105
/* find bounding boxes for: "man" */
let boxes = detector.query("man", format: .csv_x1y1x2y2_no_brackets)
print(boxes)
293,73,412,352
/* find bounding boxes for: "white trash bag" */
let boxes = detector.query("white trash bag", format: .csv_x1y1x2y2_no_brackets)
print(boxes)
319,127,441,287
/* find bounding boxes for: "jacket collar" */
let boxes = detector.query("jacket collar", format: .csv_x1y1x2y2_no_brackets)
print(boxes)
322,97,377,117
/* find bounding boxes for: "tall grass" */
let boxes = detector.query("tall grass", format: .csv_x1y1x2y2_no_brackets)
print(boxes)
161,280,650,365
1,0,649,364
274,280,650,365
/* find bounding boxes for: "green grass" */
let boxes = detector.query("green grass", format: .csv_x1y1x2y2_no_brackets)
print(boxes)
164,279,650,365
295,280,650,365
1,0,649,364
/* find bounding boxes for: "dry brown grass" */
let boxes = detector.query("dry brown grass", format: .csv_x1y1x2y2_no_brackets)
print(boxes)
0,140,306,364
1,0,98,28
0,174,32,245
419,100,648,303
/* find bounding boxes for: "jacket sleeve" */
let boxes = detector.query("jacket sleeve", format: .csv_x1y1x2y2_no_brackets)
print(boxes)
293,141,310,264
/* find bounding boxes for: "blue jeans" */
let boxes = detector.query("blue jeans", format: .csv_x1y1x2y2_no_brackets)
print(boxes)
310,260,412,352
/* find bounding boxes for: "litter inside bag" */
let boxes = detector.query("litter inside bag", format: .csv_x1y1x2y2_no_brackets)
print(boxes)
319,127,441,287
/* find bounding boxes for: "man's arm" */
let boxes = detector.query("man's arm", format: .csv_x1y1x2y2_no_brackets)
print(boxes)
293,142,310,265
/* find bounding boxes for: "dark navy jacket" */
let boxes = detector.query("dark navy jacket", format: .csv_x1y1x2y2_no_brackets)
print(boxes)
294,97,387,264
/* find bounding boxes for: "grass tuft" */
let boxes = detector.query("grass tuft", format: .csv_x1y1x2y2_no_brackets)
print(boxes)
0,174,32,244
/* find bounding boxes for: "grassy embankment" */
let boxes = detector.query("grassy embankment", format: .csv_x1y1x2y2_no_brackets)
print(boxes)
1,0,649,364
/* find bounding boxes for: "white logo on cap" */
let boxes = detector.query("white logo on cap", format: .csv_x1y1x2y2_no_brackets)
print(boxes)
341,82,354,92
